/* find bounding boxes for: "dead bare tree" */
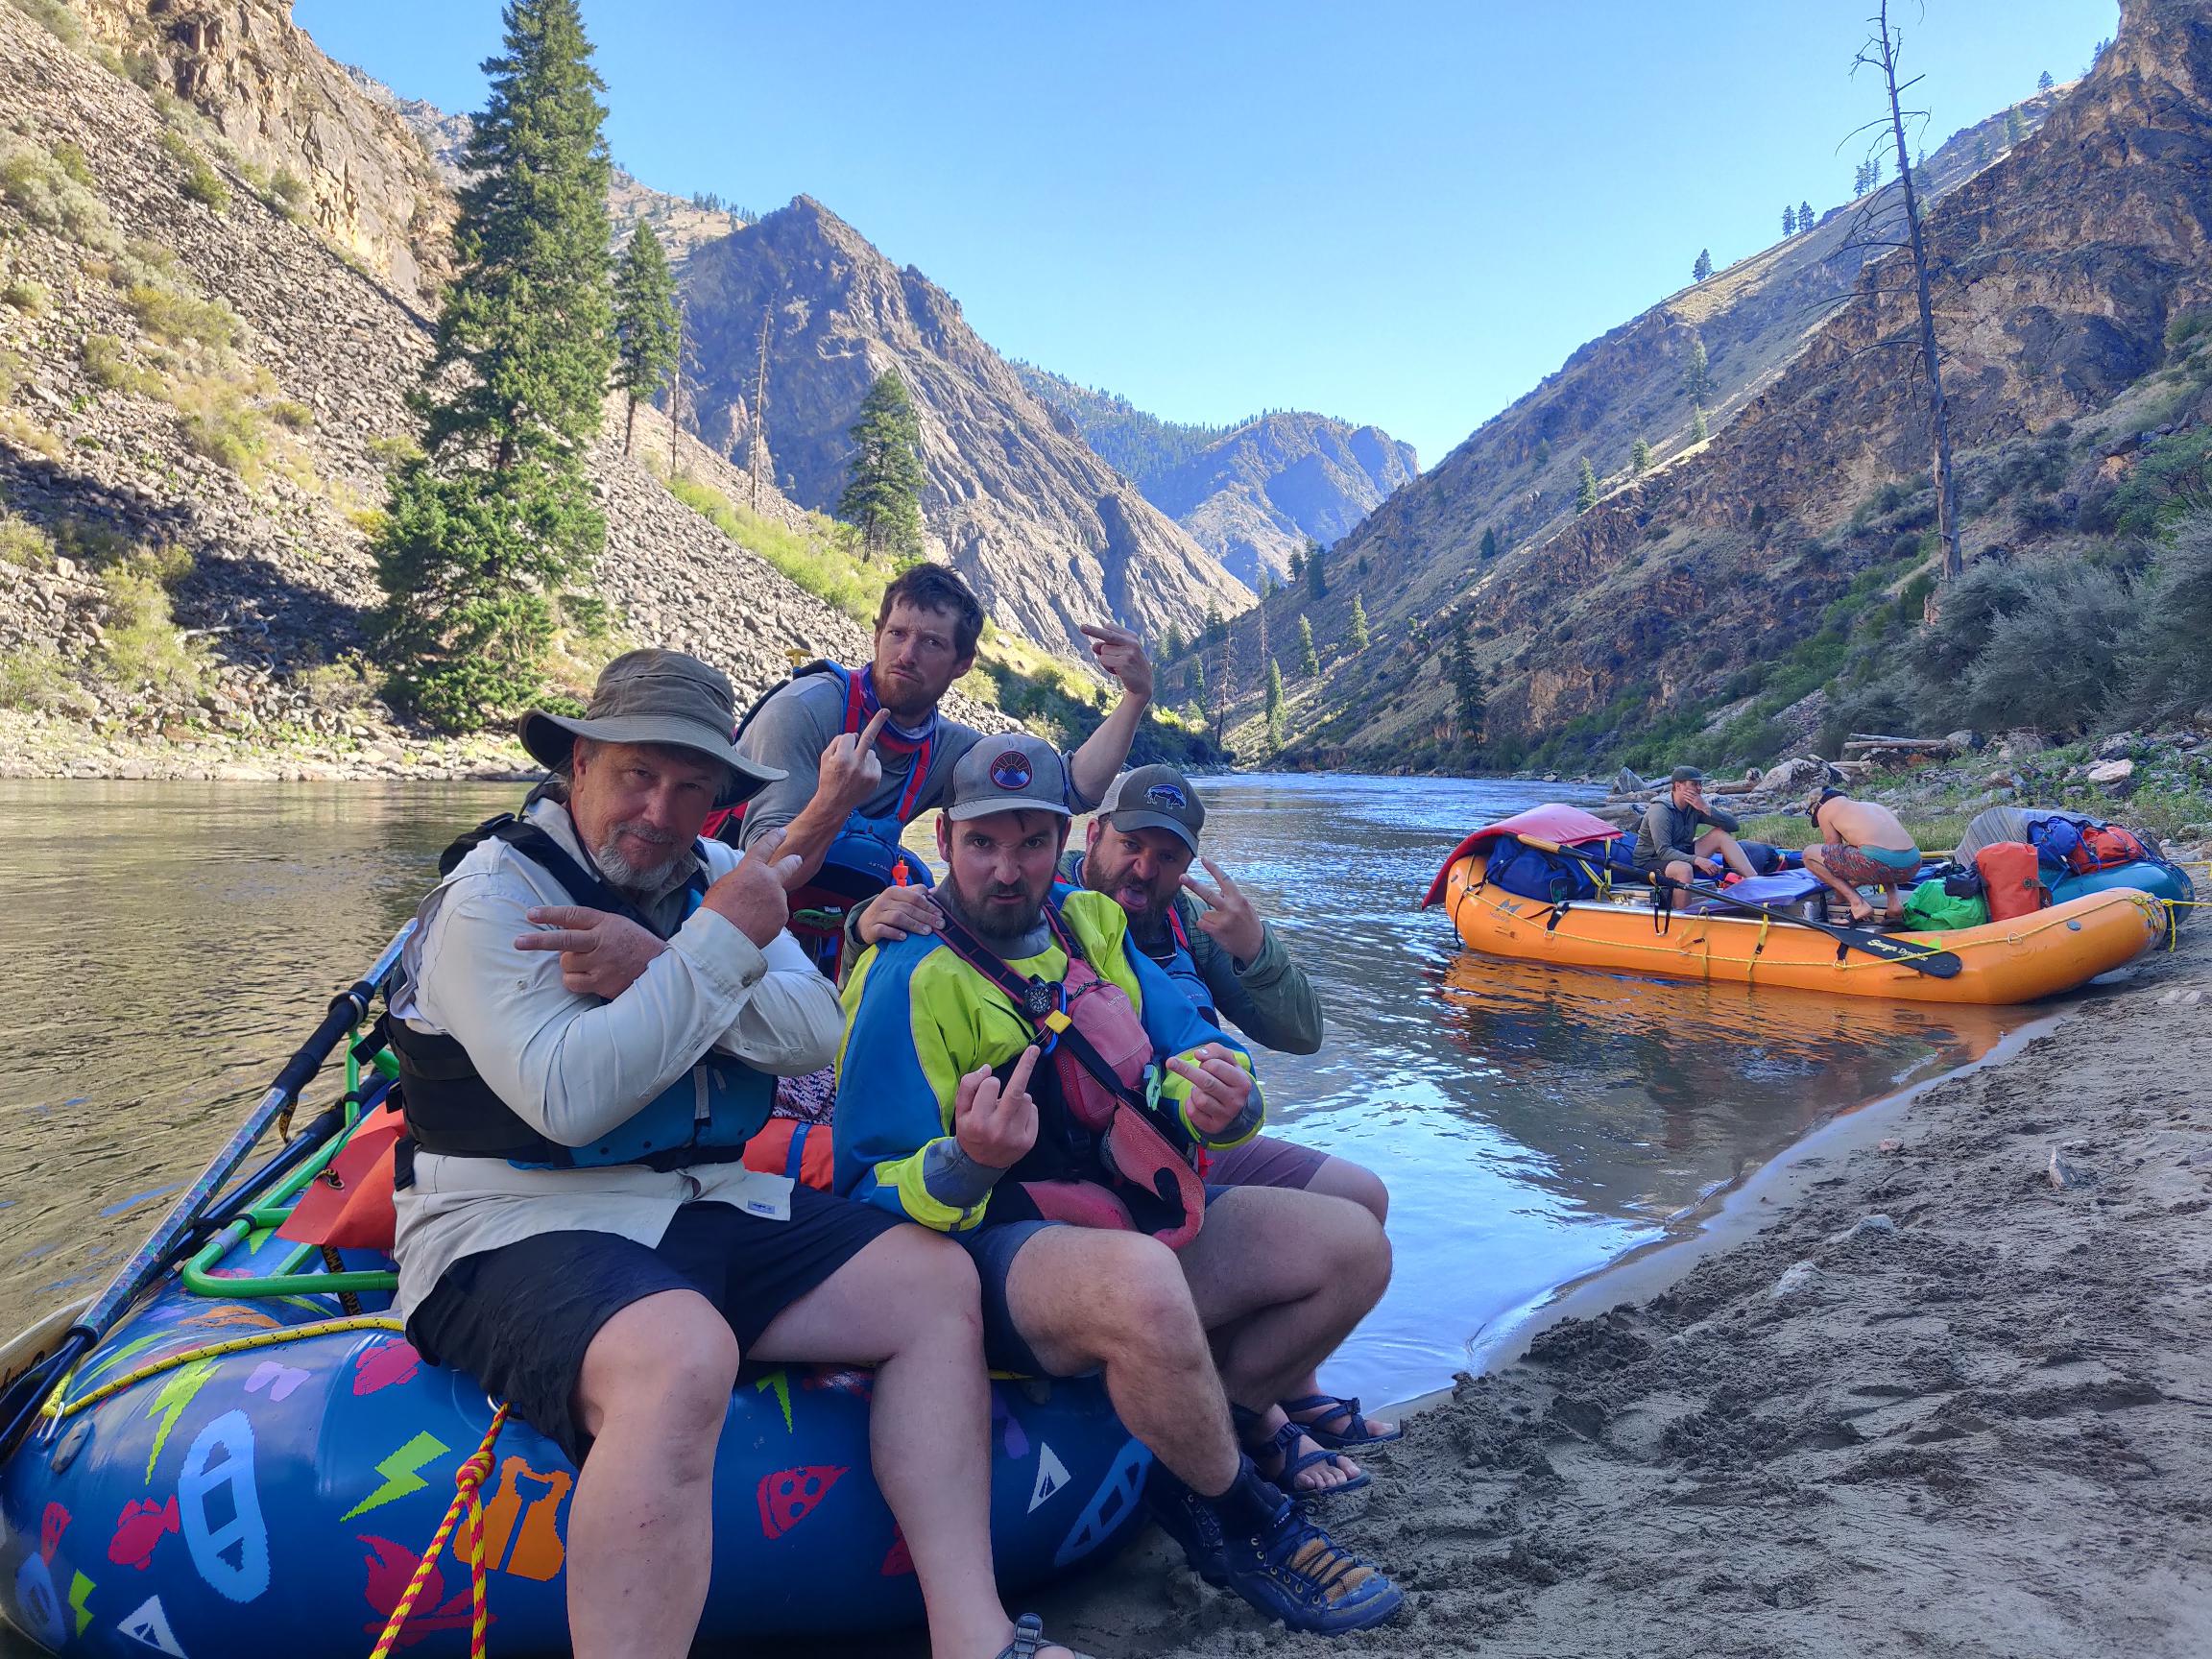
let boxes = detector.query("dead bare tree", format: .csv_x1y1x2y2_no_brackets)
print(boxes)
749,302,773,512
1849,2,1964,584
668,297,689,483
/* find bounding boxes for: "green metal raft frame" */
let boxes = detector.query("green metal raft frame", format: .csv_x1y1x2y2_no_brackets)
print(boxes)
177,1044,401,1302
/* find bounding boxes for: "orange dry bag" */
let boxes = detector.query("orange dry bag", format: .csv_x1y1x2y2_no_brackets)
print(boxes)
1975,842,2050,923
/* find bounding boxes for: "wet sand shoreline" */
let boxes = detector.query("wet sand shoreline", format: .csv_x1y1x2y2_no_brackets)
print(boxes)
1035,932,2211,1658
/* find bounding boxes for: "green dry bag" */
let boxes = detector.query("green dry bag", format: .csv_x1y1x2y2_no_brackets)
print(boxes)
1902,877,1989,932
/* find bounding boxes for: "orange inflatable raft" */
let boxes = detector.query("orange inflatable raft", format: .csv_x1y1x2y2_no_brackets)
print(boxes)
1424,816,2165,1005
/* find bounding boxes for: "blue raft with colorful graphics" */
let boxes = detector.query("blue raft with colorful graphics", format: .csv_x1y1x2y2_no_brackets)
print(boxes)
0,938,1147,1658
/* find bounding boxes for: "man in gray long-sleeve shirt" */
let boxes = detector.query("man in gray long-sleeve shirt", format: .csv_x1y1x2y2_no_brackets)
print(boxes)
1634,765,1759,884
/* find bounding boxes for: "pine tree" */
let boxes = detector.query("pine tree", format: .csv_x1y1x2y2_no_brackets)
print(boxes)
612,222,678,458
1853,159,1869,197
1203,601,1226,647
1264,657,1285,745
1297,613,1318,678
1190,655,1206,702
1575,456,1599,513
1449,612,1486,747
1534,438,1551,467
2037,69,2054,91
1869,153,1885,188
1631,436,1651,476
1349,592,1369,650
1692,404,1710,443
2005,105,2026,147
1259,572,1275,601
837,369,926,562
1682,336,1715,403
1306,541,1328,599
373,0,616,733
1162,621,1184,662
1479,525,1500,561
1286,544,1306,586
1782,204,1796,237
1799,198,1814,229
1692,248,1714,282
1974,132,1990,167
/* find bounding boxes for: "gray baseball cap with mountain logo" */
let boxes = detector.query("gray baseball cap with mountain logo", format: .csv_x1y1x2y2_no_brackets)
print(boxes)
1098,763,1205,853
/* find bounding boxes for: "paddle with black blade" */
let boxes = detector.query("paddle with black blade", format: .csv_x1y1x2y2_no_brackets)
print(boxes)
0,923,415,1459
1510,834,1962,979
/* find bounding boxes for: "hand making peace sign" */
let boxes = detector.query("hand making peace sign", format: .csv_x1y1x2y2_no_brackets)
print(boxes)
1179,855,1266,964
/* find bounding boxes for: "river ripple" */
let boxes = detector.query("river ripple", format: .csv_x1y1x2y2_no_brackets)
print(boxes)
0,775,2030,1406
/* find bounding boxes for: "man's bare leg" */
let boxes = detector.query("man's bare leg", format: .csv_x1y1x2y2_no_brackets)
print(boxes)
567,1290,738,1659
751,1224,1071,1659
1002,1226,1242,1498
1279,1156,1399,1445
1695,828,1759,879
1176,1188,1391,1492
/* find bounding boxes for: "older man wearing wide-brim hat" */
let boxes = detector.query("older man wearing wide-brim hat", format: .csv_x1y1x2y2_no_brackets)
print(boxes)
387,649,1092,1659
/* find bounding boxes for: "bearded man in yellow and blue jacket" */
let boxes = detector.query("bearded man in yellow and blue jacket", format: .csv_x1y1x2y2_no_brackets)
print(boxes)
834,733,1403,1639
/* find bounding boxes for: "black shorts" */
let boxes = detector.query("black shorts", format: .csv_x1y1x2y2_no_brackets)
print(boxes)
407,1187,901,1466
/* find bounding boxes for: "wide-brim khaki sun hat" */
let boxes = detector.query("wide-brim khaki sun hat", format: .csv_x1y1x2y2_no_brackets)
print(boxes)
518,649,783,807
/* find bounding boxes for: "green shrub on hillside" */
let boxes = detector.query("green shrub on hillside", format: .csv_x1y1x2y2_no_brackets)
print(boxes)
81,332,161,397
0,646,70,710
1960,565,2133,733
3,276,47,314
2109,429,2212,538
168,376,267,478
157,130,230,213
99,554,206,697
124,282,239,349
2119,516,2212,723
0,513,56,569
666,474,884,623
8,0,82,46
0,142,121,252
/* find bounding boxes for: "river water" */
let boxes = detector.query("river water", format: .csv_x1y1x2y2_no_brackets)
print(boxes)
0,775,2030,1409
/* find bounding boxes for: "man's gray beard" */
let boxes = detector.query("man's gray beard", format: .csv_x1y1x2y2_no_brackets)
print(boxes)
940,879,1045,953
593,829,690,901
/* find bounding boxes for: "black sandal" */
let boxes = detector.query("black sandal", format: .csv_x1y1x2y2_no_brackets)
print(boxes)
994,1612,1092,1659
1234,1406,1371,1499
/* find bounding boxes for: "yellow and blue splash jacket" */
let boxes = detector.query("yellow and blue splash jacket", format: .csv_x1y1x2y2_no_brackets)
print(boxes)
834,885,1262,1231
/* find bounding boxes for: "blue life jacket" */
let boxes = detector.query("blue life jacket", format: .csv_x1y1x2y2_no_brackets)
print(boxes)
1148,904,1220,1026
391,815,776,1172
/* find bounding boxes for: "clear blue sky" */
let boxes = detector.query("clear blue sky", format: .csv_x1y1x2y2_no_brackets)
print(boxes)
295,0,2116,469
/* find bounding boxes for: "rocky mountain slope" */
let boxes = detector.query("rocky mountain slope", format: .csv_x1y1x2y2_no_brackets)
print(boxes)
1449,0,2206,760
677,196,1253,654
1203,62,2086,764
0,1,1003,776
1010,364,1419,590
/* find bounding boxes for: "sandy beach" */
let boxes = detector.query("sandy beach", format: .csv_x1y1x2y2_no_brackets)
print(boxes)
1018,925,2212,1659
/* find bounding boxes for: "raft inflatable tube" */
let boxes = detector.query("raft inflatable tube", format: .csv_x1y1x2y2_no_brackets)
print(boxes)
0,1115,1146,1657
1427,843,2166,1004
2051,856,2196,915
